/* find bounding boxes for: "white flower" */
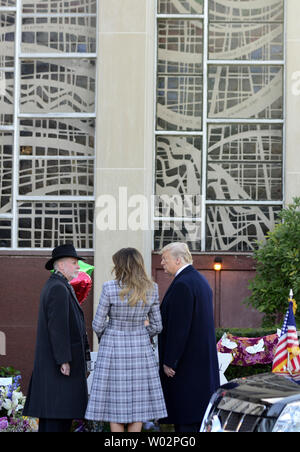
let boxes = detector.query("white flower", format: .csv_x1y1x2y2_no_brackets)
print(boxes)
2,398,13,416
0,387,26,416
12,391,24,404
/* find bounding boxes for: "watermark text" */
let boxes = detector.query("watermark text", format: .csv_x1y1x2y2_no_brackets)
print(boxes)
95,187,202,234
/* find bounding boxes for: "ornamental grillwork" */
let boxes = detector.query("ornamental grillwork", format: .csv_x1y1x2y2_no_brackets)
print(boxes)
0,0,96,249
155,0,284,252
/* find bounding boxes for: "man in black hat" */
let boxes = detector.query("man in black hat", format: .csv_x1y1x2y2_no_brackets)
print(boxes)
23,244,91,432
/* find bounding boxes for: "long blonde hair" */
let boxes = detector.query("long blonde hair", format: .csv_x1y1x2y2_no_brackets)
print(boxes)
112,248,154,307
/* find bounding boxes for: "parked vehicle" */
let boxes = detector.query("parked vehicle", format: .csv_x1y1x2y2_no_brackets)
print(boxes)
201,372,300,432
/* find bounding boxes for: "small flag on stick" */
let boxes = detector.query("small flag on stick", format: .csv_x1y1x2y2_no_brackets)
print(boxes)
272,290,300,383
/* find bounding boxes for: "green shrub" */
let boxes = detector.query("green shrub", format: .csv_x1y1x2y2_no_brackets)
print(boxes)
0,366,21,378
244,198,300,327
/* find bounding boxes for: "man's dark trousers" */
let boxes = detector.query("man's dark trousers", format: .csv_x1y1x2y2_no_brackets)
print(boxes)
174,423,201,433
38,418,73,432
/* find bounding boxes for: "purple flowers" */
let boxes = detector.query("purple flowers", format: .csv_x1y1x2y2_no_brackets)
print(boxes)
0,417,9,430
6,375,21,400
0,416,31,432
0,375,32,432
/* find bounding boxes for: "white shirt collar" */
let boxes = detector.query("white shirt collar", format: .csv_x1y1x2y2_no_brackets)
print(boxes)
175,264,191,277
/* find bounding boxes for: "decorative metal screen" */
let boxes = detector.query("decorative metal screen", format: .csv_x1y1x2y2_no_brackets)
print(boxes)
18,201,94,249
155,0,285,252
0,0,97,249
0,132,13,213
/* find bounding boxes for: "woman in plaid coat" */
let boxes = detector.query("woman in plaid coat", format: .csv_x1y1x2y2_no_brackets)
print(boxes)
85,248,167,432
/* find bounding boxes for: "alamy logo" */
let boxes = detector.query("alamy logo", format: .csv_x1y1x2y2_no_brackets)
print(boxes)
0,331,6,356
95,187,203,233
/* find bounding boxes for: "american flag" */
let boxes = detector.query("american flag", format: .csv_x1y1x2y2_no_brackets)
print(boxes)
272,298,300,382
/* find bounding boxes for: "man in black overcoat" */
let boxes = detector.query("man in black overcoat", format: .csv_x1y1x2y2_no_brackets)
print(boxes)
158,242,220,433
23,244,91,432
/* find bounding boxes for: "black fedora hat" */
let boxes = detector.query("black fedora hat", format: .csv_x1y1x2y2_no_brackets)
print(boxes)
45,244,85,270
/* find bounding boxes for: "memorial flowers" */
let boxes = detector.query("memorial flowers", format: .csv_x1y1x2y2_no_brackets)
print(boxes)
0,375,31,432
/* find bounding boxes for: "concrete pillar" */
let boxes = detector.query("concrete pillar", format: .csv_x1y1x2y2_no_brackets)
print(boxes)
93,0,155,348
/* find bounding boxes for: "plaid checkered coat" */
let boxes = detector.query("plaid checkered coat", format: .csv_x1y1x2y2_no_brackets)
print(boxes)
85,280,167,423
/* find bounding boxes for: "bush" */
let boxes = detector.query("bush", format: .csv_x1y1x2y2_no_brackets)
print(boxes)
0,367,21,378
244,198,300,327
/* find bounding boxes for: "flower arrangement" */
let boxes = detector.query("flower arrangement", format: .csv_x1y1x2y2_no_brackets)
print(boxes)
0,375,32,432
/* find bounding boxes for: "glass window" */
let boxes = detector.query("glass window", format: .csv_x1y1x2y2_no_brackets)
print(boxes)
0,70,14,125
22,0,96,15
20,59,96,114
157,19,203,131
155,0,284,252
207,124,283,201
0,1,97,249
18,201,94,249
208,22,284,61
154,219,201,252
208,65,283,119
22,15,96,54
158,0,203,15
206,204,282,252
155,135,202,196
0,219,11,248
0,13,15,68
20,118,95,157
157,75,203,130
0,0,15,6
18,159,94,196
208,0,284,23
0,132,13,214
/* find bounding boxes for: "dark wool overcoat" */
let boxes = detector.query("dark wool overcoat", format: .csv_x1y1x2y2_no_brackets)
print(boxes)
23,273,90,419
158,265,220,425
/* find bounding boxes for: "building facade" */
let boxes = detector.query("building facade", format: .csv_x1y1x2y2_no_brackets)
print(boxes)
0,0,300,390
